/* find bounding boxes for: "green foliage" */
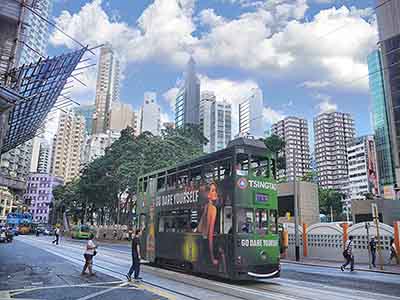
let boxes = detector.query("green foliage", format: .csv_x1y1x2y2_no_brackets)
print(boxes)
263,134,286,170
301,170,317,182
53,125,206,226
318,188,345,221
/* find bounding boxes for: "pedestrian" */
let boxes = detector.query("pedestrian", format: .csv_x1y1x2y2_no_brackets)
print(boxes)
126,229,142,282
389,238,398,264
341,236,354,272
81,233,97,276
369,237,377,268
52,227,60,245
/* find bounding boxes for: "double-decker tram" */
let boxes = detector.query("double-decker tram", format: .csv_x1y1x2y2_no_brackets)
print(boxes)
136,138,280,280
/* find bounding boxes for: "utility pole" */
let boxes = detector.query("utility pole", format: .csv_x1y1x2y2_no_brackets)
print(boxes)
372,203,384,270
293,149,300,261
365,222,371,269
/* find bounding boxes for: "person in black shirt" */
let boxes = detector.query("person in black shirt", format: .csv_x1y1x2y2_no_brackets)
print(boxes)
126,229,142,281
369,237,377,268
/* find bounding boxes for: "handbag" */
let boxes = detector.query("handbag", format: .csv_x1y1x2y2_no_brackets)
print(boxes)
93,250,97,256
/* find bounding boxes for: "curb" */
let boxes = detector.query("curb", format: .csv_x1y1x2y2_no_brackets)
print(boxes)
281,259,400,275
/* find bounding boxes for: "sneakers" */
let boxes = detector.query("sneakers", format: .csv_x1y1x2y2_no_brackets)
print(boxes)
126,274,132,282
340,266,344,272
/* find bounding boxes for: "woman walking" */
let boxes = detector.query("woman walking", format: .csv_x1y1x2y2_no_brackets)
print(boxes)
81,233,97,276
389,238,398,264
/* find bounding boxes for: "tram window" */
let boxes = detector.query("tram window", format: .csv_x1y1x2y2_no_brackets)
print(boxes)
167,173,176,190
157,176,166,191
177,171,189,188
269,209,278,234
237,209,254,233
204,163,218,184
139,214,146,231
250,156,269,177
255,209,268,235
143,178,148,193
218,159,232,180
158,215,165,232
236,153,249,175
223,206,233,234
271,159,277,179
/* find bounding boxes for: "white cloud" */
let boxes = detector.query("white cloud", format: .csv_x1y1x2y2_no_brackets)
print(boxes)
51,1,377,92
163,87,180,110
263,107,285,124
315,93,338,113
299,80,332,89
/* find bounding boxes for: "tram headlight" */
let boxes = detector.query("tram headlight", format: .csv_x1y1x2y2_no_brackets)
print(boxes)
236,256,243,265
260,250,267,261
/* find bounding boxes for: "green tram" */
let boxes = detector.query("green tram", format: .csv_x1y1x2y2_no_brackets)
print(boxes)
136,138,280,280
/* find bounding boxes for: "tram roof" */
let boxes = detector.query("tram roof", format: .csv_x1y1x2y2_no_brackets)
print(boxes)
139,137,273,179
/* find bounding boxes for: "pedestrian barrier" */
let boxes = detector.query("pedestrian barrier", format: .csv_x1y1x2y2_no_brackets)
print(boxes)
285,222,398,264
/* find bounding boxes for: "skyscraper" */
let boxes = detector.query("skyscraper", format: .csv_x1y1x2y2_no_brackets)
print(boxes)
200,91,232,153
75,105,96,135
375,0,400,188
37,140,51,174
82,130,120,165
109,102,136,133
175,57,200,128
140,92,161,136
92,44,120,134
314,111,355,191
238,88,264,138
51,111,85,182
367,49,395,189
272,116,310,181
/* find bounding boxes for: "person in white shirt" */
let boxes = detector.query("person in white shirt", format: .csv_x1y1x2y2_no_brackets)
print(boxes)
52,227,60,245
81,234,97,276
341,236,354,272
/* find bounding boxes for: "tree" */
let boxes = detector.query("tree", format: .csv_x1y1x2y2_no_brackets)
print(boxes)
263,134,286,171
301,170,317,182
318,188,345,221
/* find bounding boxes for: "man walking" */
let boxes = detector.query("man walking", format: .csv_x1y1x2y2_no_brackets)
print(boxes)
126,229,142,282
52,227,60,245
341,236,354,272
369,237,377,268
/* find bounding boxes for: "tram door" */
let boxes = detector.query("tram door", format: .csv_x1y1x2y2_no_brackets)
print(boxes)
141,178,157,263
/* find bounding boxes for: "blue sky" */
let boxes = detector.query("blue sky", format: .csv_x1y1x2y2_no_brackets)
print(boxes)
48,0,378,139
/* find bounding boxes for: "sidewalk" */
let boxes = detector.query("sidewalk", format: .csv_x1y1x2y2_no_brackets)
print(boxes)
282,257,400,275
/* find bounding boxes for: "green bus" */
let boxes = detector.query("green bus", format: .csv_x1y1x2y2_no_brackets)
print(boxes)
71,225,92,239
136,137,279,280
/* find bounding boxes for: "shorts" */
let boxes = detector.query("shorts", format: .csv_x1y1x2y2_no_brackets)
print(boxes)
84,254,93,262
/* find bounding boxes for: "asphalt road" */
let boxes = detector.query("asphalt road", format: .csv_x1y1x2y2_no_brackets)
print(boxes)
2,235,400,300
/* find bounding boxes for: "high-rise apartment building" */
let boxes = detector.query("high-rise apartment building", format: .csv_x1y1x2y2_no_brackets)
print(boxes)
83,131,120,165
375,0,400,188
37,140,51,174
175,57,200,128
238,88,264,138
200,91,232,153
314,111,355,191
75,105,95,135
0,140,33,184
140,92,161,136
272,116,310,181
346,135,380,204
51,111,85,182
92,44,120,134
367,49,396,189
24,173,63,224
110,102,136,134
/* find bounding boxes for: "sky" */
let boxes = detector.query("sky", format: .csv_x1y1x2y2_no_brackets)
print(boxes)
48,0,379,141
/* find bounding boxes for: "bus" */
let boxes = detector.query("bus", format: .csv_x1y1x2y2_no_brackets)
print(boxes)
71,225,92,239
136,137,279,281
7,212,33,234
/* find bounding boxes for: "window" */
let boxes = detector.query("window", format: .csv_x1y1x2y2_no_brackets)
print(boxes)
237,209,254,233
236,153,249,175
158,210,193,233
250,156,270,177
255,209,268,235
269,209,278,234
222,206,233,234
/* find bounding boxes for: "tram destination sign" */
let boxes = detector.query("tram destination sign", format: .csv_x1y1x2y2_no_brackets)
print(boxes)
155,190,199,207
240,239,279,247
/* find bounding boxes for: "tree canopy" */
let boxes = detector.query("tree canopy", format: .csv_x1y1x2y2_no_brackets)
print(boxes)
318,188,345,221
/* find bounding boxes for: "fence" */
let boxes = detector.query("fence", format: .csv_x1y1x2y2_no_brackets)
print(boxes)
286,221,400,264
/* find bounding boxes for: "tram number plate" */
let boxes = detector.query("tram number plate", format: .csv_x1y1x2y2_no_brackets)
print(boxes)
256,194,269,203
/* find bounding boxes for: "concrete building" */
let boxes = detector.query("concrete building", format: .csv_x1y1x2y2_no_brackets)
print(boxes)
51,111,85,182
0,186,15,225
175,57,200,128
346,135,380,204
200,91,232,153
277,182,320,225
314,111,355,192
367,49,396,190
376,0,400,189
92,44,120,134
352,199,400,225
238,88,264,138
272,116,310,182
75,105,95,135
109,102,136,134
23,173,63,224
139,92,160,136
37,140,51,174
0,140,33,184
83,131,120,164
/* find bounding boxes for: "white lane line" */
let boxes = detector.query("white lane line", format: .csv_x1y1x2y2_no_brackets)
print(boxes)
75,282,129,300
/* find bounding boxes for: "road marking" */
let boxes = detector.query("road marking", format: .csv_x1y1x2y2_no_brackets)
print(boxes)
0,291,11,298
139,283,177,300
75,282,129,300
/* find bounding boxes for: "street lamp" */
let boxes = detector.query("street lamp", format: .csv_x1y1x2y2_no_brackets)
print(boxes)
293,149,300,261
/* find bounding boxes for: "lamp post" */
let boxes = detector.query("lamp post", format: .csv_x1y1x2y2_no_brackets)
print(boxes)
293,149,300,261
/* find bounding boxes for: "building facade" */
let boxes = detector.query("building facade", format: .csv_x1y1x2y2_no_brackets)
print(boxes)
92,44,120,134
175,57,200,128
139,92,160,136
367,49,396,189
51,111,85,182
37,140,51,174
75,105,95,135
238,88,264,138
83,131,120,164
272,116,310,182
314,111,355,191
0,186,15,224
346,136,380,205
376,0,400,188
200,91,232,153
24,173,63,224
109,102,136,134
